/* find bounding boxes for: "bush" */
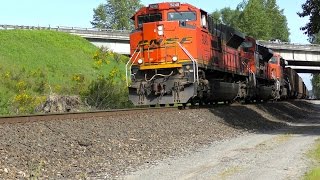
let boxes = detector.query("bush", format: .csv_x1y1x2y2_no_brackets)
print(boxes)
0,93,11,115
82,74,132,110
12,92,46,114
0,67,49,115
93,47,129,66
0,30,132,115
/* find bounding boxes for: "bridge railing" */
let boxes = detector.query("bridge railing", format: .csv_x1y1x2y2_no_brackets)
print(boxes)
258,40,320,51
0,24,131,38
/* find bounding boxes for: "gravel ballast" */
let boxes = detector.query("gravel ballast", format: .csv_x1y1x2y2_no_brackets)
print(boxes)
0,100,313,179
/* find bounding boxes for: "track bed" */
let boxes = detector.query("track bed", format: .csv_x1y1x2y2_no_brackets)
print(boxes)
0,100,315,179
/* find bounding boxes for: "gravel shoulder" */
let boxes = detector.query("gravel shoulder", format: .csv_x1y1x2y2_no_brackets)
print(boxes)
124,101,320,180
0,100,318,179
124,126,319,180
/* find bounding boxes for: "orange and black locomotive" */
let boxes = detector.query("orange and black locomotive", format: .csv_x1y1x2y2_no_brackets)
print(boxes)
126,2,307,106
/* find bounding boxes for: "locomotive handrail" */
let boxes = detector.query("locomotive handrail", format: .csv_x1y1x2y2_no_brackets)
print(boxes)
145,71,174,82
177,42,199,84
126,46,141,86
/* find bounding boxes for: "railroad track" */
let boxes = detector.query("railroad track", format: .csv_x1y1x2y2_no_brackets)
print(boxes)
0,107,178,125
0,100,302,125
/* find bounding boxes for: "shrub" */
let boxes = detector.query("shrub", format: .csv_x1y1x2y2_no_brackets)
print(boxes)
0,93,11,115
71,73,86,95
82,74,132,110
12,92,46,114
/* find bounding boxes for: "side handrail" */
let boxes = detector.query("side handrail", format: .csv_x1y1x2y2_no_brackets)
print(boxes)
177,42,199,84
126,46,141,86
241,59,256,87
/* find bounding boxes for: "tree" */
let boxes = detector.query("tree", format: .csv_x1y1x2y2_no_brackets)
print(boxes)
91,4,110,29
211,7,241,29
91,0,143,30
308,32,320,98
221,7,241,28
265,0,290,41
298,1,320,98
238,0,271,39
211,10,222,24
311,74,320,98
211,0,290,41
297,0,320,37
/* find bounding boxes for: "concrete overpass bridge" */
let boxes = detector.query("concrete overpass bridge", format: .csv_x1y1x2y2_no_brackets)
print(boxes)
259,40,320,73
1,25,320,73
0,24,131,55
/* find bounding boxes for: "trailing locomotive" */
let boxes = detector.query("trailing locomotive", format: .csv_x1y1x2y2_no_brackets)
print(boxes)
126,2,307,106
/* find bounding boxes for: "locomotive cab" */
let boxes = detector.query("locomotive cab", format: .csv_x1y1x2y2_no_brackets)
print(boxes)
267,54,288,99
238,37,276,101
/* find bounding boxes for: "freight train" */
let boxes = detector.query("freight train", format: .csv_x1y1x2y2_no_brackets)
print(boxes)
125,2,308,106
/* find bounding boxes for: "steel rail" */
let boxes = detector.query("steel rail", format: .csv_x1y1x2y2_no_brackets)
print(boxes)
0,107,177,125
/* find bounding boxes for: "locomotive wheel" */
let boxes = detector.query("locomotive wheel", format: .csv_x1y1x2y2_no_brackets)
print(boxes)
244,99,251,104
198,100,203,106
183,103,187,107
226,100,232,105
178,103,187,109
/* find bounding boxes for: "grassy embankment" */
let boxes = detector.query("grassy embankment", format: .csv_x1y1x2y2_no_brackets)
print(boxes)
305,139,320,179
0,30,127,115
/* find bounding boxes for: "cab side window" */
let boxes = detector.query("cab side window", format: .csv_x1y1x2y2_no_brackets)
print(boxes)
201,11,207,28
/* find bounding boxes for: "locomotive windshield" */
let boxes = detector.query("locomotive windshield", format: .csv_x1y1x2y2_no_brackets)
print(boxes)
138,14,162,27
241,41,253,52
242,41,253,48
168,11,196,21
269,57,278,64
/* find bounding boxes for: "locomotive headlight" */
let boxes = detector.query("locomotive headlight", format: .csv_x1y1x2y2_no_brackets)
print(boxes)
157,25,164,36
157,25,163,31
137,59,143,64
158,31,164,36
172,56,178,62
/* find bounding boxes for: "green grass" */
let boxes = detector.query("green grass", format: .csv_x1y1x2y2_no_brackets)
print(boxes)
0,30,112,84
305,139,320,180
0,30,127,115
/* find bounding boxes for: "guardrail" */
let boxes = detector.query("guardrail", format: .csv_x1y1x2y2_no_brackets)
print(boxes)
0,24,130,39
258,40,320,51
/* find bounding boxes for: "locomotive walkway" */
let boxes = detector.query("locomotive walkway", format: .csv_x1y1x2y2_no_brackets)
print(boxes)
1,24,320,73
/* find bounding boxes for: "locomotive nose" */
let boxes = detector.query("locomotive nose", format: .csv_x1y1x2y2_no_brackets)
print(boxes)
143,22,160,40
141,22,163,64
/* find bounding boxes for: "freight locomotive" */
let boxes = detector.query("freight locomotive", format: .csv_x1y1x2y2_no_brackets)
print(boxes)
125,2,307,106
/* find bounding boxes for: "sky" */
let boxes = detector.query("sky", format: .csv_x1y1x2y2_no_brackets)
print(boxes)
0,0,309,43
0,0,313,89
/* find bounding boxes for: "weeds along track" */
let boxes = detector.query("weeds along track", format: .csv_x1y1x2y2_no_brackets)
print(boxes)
0,107,179,125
